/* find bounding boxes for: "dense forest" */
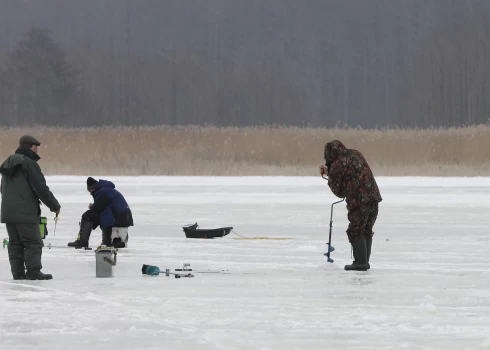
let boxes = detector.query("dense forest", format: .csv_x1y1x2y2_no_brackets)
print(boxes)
1,0,490,128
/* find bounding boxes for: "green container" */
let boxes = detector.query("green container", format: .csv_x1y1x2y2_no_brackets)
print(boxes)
39,217,48,239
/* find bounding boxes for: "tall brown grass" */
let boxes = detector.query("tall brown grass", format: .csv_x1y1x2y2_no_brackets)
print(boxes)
0,125,489,176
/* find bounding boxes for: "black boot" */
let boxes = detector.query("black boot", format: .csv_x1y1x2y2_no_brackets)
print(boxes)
112,232,128,248
366,238,372,270
344,238,368,271
25,270,53,280
101,227,113,246
13,271,26,280
67,219,93,248
112,238,125,248
8,242,26,280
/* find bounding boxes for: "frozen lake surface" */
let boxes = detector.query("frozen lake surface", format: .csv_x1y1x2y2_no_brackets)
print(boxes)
1,176,490,350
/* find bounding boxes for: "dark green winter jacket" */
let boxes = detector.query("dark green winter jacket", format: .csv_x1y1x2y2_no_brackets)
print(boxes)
0,146,60,224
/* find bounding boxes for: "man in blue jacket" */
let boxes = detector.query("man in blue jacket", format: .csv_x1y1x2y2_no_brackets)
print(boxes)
67,177,133,248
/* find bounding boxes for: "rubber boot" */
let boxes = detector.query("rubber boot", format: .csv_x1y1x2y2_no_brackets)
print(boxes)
67,219,93,248
112,238,126,248
344,237,368,271
25,270,52,280
112,232,128,248
101,227,113,247
8,239,26,280
13,272,26,280
366,238,372,270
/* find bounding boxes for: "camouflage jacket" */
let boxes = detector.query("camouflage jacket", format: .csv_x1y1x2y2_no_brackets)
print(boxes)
324,140,382,209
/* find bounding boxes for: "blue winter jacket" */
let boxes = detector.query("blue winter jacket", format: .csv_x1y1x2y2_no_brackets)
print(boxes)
91,180,134,228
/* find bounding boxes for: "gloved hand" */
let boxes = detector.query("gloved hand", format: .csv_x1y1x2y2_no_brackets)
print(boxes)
319,165,328,176
142,264,161,276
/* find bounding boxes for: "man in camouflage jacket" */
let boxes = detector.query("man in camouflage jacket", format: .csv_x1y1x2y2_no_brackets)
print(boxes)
319,140,382,271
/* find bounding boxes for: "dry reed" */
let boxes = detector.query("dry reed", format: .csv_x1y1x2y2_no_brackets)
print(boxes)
0,125,489,176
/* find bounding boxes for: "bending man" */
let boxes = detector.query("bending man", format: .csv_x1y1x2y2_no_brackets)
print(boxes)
319,140,382,271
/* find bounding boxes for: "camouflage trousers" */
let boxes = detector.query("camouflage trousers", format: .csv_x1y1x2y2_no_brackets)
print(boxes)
346,202,379,243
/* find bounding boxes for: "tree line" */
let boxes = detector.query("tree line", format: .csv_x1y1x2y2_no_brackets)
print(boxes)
1,0,490,128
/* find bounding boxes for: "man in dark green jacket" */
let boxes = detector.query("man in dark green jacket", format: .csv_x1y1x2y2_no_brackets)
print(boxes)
0,135,61,280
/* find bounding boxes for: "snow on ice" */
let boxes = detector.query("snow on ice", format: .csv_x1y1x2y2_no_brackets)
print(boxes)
1,176,490,350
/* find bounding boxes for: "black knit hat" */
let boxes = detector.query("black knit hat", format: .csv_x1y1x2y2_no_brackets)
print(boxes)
87,177,98,191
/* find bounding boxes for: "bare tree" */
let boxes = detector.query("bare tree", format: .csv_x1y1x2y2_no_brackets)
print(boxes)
0,27,81,126
1,1,490,128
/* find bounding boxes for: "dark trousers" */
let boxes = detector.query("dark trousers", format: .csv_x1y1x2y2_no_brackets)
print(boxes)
80,209,112,245
346,202,379,243
82,209,101,229
6,223,43,275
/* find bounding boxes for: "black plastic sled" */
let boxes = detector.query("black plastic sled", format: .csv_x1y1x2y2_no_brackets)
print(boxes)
182,223,233,239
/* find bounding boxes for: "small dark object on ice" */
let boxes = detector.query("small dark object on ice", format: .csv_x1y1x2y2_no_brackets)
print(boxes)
165,269,194,278
182,222,233,239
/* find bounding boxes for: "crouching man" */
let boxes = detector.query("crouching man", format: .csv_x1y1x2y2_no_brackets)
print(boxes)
319,140,382,271
68,177,133,248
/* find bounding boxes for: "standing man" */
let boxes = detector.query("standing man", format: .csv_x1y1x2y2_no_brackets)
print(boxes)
319,140,382,271
0,135,61,280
